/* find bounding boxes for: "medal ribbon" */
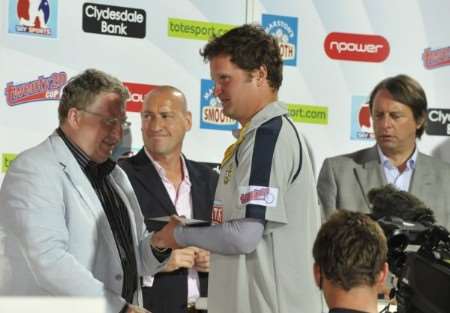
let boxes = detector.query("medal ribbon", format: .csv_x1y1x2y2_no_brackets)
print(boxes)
220,123,250,167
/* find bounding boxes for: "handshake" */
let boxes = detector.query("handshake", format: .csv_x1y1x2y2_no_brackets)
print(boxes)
151,215,210,273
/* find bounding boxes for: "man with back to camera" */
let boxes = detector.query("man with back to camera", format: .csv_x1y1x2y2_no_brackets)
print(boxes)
312,210,389,313
317,74,450,228
151,24,323,313
120,86,218,313
0,69,169,313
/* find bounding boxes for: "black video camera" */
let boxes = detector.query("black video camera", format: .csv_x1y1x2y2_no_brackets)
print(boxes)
377,216,450,313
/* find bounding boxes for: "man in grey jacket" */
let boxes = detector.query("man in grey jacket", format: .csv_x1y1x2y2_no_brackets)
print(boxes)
0,69,166,313
317,74,450,228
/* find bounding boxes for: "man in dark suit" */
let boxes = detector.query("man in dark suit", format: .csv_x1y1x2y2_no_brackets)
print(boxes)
120,86,218,313
317,74,450,228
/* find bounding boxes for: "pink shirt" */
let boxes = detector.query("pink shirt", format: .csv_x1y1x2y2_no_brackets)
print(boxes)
145,149,200,303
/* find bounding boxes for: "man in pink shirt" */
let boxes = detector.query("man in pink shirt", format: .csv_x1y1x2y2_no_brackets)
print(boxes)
120,86,218,313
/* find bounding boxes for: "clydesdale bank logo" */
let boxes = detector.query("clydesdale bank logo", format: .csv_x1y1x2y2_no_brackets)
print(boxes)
426,108,450,136
82,3,146,38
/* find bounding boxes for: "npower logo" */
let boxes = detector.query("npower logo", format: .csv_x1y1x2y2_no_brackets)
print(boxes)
324,32,390,63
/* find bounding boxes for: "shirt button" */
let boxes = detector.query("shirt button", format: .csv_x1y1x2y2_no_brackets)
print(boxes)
115,274,122,281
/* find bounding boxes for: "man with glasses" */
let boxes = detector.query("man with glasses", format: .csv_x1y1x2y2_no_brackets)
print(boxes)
0,69,167,313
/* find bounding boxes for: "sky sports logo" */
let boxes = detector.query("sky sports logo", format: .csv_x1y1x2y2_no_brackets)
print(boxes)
82,3,146,38
350,95,374,140
262,14,298,66
168,18,234,41
324,32,390,63
426,108,450,136
199,79,238,131
8,0,58,38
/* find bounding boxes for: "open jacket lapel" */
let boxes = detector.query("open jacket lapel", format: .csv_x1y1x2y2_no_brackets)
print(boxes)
353,146,386,209
131,149,177,216
50,133,119,256
186,159,212,221
409,152,433,193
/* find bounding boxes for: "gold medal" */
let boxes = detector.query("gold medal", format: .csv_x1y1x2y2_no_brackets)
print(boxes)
224,164,233,184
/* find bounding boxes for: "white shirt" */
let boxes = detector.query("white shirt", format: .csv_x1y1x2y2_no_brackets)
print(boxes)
145,149,200,304
377,145,417,191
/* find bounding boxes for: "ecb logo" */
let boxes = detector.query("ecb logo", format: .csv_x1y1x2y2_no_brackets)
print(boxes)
8,0,58,38
199,79,238,131
350,95,374,141
262,14,298,66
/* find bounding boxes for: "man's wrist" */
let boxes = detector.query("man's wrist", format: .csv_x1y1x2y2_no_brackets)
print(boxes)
150,239,171,261
119,303,128,313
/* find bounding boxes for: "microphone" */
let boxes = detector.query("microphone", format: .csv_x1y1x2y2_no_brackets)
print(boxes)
367,184,435,224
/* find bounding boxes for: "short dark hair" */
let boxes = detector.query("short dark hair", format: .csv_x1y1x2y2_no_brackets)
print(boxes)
200,24,283,91
369,74,427,138
58,69,129,124
313,210,387,291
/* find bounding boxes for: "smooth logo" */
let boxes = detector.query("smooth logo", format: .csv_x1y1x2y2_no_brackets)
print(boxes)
422,46,450,70
199,79,238,131
262,14,298,66
4,72,67,106
324,32,390,62
82,3,146,38
8,0,58,38
426,108,450,136
123,82,155,112
350,96,374,140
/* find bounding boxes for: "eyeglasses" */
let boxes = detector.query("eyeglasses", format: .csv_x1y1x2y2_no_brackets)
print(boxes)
80,109,131,130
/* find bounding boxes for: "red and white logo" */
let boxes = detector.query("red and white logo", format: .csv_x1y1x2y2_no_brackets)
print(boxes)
324,32,390,63
359,104,372,130
122,82,156,112
422,46,450,70
239,185,278,207
211,203,224,224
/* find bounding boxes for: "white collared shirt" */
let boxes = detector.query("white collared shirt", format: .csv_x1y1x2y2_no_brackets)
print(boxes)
377,145,417,191
145,149,200,303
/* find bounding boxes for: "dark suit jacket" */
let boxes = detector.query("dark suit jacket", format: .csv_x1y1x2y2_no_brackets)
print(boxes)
317,145,450,228
119,148,218,313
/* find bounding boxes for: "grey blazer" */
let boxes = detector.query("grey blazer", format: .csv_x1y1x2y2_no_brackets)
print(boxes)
317,145,450,228
0,132,165,313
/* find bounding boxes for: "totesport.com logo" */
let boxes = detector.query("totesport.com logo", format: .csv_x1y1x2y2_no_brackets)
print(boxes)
324,32,390,62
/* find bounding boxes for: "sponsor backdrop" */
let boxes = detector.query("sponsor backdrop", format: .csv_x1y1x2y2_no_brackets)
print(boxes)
1,0,450,184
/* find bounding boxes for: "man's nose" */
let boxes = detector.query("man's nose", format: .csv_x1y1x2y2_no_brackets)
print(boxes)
110,123,123,140
213,83,222,97
149,116,163,131
381,115,393,128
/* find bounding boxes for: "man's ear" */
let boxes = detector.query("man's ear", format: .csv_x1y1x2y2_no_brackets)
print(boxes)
256,65,268,81
376,262,389,288
416,112,427,130
66,107,81,129
313,263,322,289
184,111,192,131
